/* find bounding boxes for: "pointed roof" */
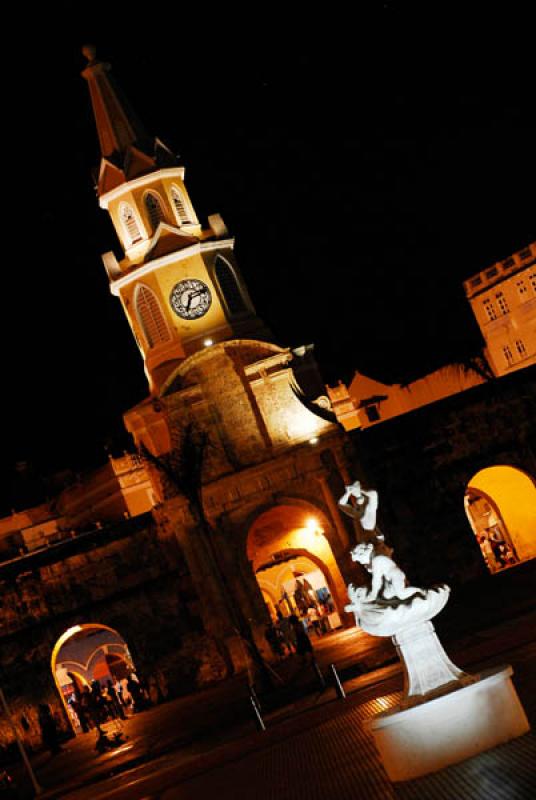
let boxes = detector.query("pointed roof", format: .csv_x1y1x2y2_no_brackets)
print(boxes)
81,45,178,195
143,223,199,263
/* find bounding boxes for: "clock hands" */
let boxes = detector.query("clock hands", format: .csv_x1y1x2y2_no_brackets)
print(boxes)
171,279,211,319
184,288,206,312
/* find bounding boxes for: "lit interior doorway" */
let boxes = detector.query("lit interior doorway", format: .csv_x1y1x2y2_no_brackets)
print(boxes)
465,465,536,573
51,624,136,734
247,504,350,638
257,553,341,633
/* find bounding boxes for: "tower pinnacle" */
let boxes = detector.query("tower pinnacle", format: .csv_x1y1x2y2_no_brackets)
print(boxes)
81,46,176,195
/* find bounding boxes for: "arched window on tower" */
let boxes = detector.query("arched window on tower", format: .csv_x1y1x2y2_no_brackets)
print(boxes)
135,284,171,348
170,185,191,226
144,191,166,232
215,256,247,315
119,202,142,245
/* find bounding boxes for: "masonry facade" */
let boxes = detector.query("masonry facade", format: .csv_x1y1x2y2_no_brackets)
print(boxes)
1,48,535,752
0,49,358,746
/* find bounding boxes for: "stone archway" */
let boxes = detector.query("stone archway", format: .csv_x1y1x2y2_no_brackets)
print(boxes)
51,624,136,734
247,503,351,628
465,465,536,572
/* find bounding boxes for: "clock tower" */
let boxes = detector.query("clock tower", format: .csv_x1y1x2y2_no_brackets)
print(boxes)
82,46,271,394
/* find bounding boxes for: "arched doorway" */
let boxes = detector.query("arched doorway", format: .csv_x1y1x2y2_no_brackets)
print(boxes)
247,503,350,638
256,551,340,628
51,624,136,734
465,465,536,573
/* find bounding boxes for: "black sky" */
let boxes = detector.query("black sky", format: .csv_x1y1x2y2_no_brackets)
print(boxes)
2,4,535,499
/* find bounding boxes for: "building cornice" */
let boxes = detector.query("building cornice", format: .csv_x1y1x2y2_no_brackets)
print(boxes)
110,243,201,295
110,238,237,295
464,242,536,299
200,238,236,253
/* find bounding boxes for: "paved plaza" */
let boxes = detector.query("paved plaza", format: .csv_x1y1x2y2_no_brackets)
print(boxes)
11,602,534,800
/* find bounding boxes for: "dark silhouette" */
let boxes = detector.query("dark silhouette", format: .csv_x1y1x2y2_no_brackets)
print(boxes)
288,615,314,661
264,622,285,658
105,680,126,719
37,704,62,755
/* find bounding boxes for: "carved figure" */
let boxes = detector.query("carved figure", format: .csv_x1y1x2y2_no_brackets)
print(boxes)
338,481,379,533
350,542,424,602
345,582,368,617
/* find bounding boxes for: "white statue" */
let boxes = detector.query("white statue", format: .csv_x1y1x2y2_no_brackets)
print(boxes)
338,480,380,533
345,540,450,636
350,542,424,602
342,490,529,783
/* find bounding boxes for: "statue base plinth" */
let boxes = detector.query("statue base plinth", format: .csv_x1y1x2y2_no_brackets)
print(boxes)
367,665,530,781
393,620,473,708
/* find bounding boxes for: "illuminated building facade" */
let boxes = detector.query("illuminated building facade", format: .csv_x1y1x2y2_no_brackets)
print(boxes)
82,46,357,660
328,241,535,431
0,49,534,750
463,241,536,376
0,48,360,746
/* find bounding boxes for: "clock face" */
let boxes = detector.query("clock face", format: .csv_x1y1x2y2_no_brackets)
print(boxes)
169,279,212,319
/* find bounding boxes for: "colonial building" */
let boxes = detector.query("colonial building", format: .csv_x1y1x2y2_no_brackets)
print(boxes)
326,242,536,584
348,365,536,587
463,241,536,376
328,241,536,431
1,48,534,754
0,48,358,747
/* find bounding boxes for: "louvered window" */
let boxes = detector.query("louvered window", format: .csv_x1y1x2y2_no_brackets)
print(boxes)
171,186,191,225
215,256,247,315
144,192,166,231
135,285,170,348
120,203,142,244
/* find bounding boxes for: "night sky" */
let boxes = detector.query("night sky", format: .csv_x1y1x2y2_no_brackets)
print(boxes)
2,4,534,506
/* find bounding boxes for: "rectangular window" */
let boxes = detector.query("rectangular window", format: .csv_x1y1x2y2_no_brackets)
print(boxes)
502,257,515,269
515,339,526,355
485,267,499,279
483,299,497,321
503,345,514,365
470,276,482,288
365,405,380,422
496,292,509,315
530,273,536,291
519,248,532,260
516,280,527,296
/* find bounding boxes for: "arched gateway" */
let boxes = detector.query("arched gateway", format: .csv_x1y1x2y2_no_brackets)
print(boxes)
247,502,350,632
51,624,136,733
465,465,536,573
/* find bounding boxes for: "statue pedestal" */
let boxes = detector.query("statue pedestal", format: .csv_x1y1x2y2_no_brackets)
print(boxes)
344,534,531,782
393,621,473,708
367,664,530,781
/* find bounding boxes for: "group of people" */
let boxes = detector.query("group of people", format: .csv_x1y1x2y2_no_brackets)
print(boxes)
477,529,517,571
264,614,317,662
68,672,161,733
304,604,332,637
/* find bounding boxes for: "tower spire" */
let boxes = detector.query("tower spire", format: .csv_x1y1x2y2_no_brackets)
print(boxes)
81,45,176,195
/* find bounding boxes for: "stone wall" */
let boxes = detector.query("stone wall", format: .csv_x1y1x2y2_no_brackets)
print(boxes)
0,513,226,751
350,367,536,587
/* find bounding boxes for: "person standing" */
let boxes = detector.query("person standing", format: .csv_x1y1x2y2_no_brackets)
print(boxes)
288,615,314,662
307,606,322,637
37,704,62,756
105,680,125,720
